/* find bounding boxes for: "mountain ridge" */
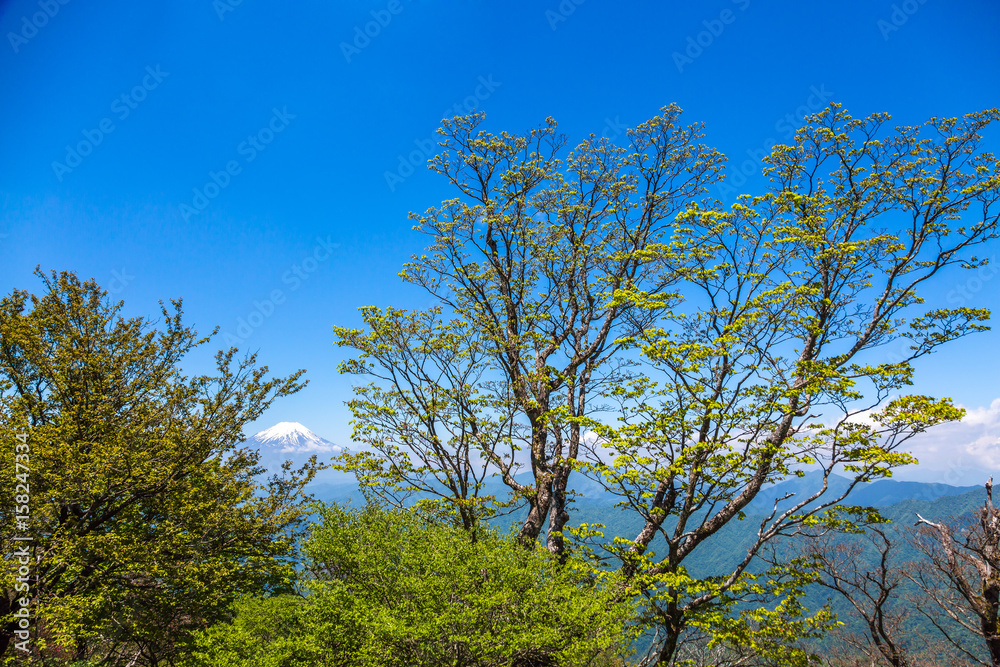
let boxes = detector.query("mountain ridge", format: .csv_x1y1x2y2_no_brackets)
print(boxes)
746,469,979,514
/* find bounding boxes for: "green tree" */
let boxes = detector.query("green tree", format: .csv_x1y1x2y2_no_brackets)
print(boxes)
334,105,726,552
0,269,320,665
581,105,1000,663
333,308,513,534
334,104,1000,664
184,502,636,667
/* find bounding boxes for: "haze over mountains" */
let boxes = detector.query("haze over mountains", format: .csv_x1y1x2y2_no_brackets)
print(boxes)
243,422,985,518
746,469,979,513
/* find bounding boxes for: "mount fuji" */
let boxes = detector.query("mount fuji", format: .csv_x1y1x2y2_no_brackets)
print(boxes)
243,422,357,491
244,422,342,454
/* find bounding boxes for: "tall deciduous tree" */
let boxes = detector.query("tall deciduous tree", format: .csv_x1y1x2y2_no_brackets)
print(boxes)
0,269,319,666
334,104,1000,664
335,105,726,551
582,105,999,663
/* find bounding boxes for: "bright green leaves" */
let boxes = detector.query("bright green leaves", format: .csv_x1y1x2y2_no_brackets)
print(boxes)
184,503,637,667
683,567,835,667
906,307,991,355
331,105,999,664
333,307,508,531
871,394,965,433
338,105,731,556
0,269,316,664
574,105,999,660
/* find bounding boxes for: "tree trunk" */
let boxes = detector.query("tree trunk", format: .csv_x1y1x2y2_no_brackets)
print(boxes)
982,597,1000,667
871,623,907,667
519,484,551,545
518,415,552,546
545,470,570,559
982,479,1000,666
655,612,683,666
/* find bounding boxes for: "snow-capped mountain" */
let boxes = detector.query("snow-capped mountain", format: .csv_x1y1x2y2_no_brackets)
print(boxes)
245,422,342,454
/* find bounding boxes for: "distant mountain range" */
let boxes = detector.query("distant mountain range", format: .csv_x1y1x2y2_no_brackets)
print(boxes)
241,421,983,522
746,469,979,514
244,422,990,659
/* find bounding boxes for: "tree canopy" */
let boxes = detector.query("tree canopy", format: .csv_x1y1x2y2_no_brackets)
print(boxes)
183,502,636,667
0,269,320,665
333,104,1000,664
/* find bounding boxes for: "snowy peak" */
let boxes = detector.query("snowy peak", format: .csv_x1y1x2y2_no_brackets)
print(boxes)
247,422,342,454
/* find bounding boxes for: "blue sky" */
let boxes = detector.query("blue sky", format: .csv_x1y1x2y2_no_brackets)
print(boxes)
2,0,999,483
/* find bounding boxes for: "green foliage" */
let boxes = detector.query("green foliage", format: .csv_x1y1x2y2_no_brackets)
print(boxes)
335,105,728,554
331,104,1000,664
574,105,1000,661
332,307,507,532
0,269,320,665
1,103,994,666
680,565,834,666
184,503,637,667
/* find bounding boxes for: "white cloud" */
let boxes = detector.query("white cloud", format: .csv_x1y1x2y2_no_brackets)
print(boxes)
280,442,342,454
894,398,1000,486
